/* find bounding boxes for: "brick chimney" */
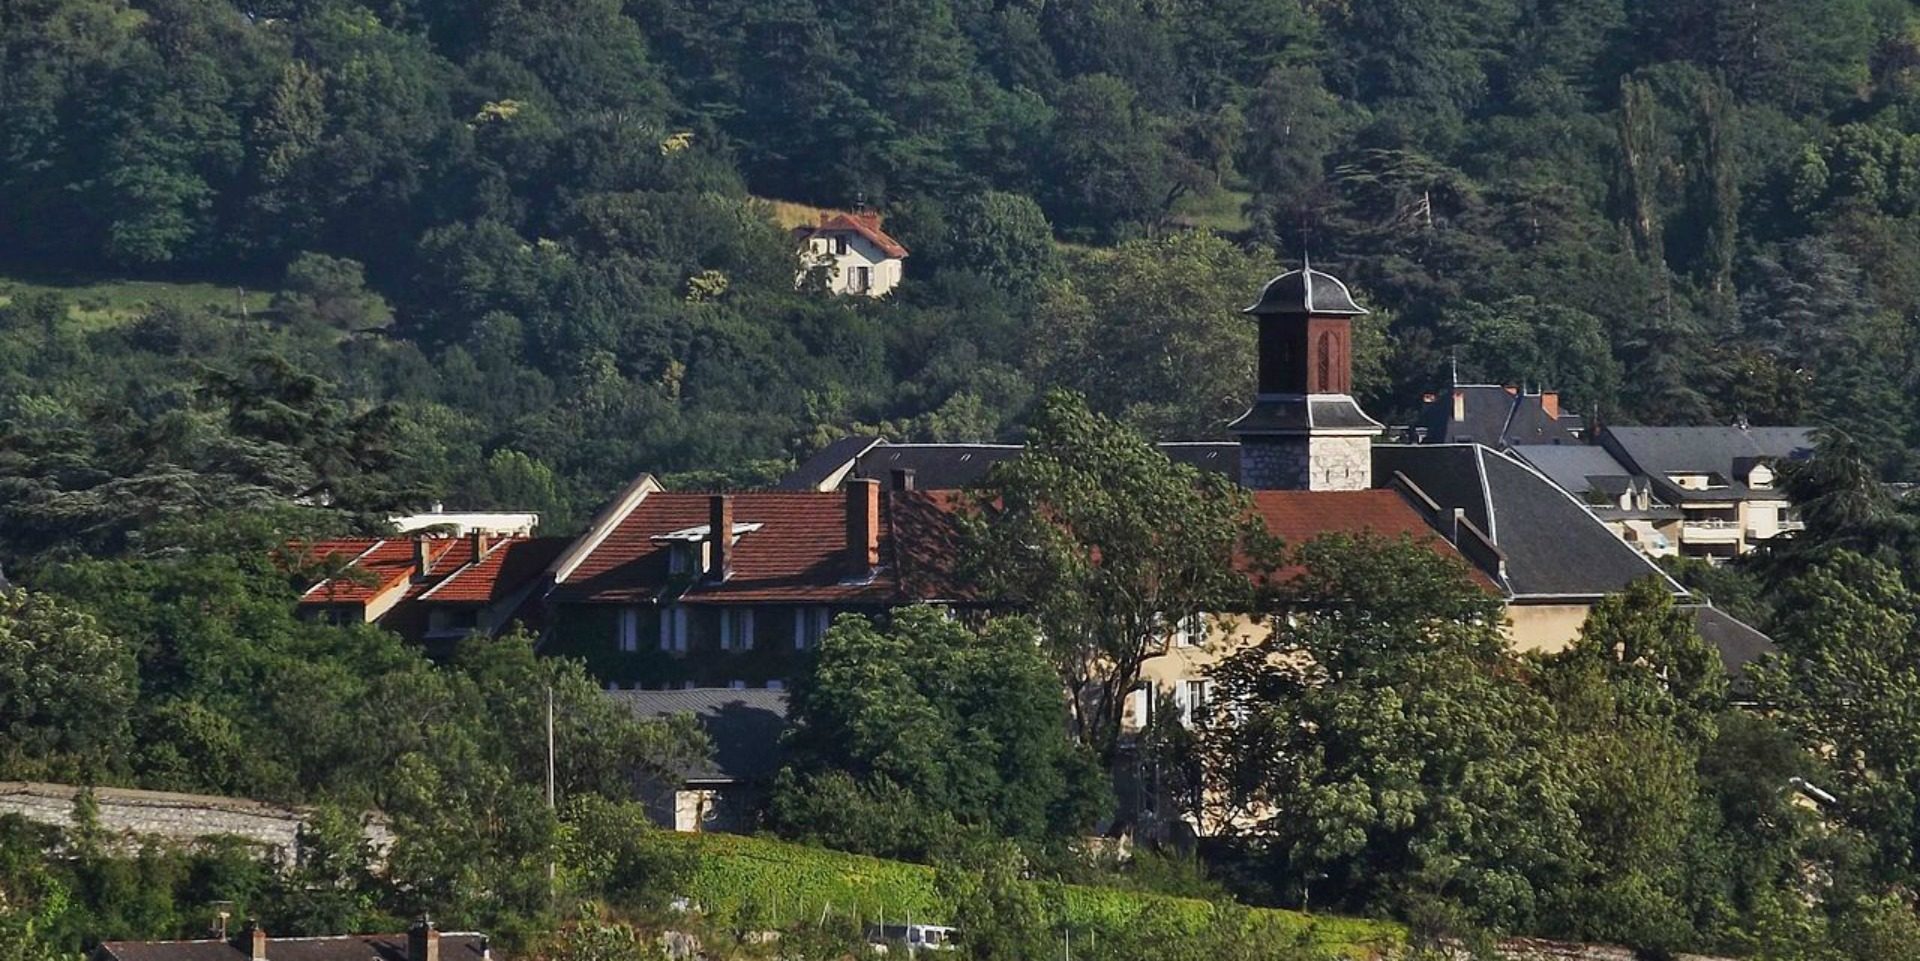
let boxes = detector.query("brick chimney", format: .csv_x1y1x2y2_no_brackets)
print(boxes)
1539,390,1560,419
469,529,491,559
244,920,267,961
707,495,733,582
412,537,432,581
408,918,439,961
890,468,916,492
845,479,880,576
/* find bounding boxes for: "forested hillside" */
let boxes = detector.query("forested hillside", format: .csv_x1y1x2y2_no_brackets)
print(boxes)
9,0,1920,549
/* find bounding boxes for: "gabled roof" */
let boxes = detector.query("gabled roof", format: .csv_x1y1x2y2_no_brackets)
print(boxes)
1600,426,1815,502
287,537,470,605
287,535,558,609
96,934,490,961
548,489,965,605
610,688,790,782
1373,444,1679,600
799,212,909,258
1407,386,1583,448
418,537,569,603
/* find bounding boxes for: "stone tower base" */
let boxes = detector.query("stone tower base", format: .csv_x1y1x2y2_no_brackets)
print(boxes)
1238,434,1372,491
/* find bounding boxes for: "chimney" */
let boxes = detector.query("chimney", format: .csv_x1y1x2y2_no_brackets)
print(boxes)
1452,390,1466,422
245,920,267,961
479,938,491,961
845,479,880,576
1539,390,1560,419
1421,391,1436,404
408,918,439,961
1502,383,1518,396
890,468,916,492
707,495,733,582
469,529,491,560
1450,507,1467,544
412,537,432,581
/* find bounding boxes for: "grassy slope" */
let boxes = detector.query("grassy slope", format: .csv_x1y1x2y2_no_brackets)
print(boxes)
648,832,1404,958
0,272,275,329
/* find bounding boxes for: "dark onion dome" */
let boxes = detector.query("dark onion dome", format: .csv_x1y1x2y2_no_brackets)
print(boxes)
1244,265,1367,316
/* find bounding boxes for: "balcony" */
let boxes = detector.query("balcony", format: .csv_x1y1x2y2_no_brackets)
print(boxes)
1681,518,1744,545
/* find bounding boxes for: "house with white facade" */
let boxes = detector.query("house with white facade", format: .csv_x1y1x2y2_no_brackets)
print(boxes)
794,211,908,297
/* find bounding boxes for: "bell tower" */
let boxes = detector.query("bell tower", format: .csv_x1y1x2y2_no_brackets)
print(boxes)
1231,260,1382,490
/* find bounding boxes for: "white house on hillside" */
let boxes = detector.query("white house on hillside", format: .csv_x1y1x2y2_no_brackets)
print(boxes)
794,211,908,297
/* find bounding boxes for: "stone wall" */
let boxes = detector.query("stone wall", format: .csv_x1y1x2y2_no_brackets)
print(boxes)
0,782,391,860
1240,435,1372,491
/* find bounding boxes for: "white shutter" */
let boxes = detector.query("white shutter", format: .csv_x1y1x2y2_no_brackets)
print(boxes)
1127,687,1149,731
658,607,673,651
719,610,734,651
1174,681,1192,729
793,608,807,649
742,608,756,650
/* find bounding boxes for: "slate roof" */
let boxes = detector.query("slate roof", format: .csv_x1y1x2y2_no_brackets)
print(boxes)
96,934,490,961
1600,426,1815,503
1245,266,1367,316
778,434,885,491
549,490,966,605
1228,396,1382,434
777,440,1241,492
1373,444,1679,599
1509,444,1637,504
1405,386,1584,447
1686,605,1776,684
609,688,790,782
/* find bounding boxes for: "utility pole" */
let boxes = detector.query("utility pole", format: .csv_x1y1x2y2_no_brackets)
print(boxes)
546,684,557,810
546,684,556,899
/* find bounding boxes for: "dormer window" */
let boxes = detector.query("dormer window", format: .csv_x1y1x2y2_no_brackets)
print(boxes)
653,521,763,579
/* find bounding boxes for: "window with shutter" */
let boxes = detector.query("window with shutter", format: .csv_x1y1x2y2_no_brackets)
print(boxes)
1184,679,1209,727
658,607,673,651
719,610,732,651
618,608,640,652
673,607,689,652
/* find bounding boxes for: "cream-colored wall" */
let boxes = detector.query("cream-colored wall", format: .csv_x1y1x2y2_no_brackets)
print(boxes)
801,234,904,296
1504,603,1593,653
1131,600,1600,726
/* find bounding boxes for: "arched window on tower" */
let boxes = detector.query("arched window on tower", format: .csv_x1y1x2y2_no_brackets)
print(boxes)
1316,332,1333,393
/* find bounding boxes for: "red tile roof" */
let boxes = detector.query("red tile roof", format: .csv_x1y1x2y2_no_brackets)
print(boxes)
1246,489,1496,590
421,536,569,603
288,535,553,606
803,212,909,259
286,538,439,605
552,486,1486,608
553,490,960,604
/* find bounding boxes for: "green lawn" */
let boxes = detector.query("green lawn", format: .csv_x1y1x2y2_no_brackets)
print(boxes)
0,272,275,330
1171,186,1254,234
643,832,1404,958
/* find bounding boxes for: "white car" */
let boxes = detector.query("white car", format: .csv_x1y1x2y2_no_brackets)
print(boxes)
865,923,959,952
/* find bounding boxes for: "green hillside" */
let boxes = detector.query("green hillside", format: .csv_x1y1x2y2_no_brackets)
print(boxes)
0,273,274,330
646,832,1403,959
